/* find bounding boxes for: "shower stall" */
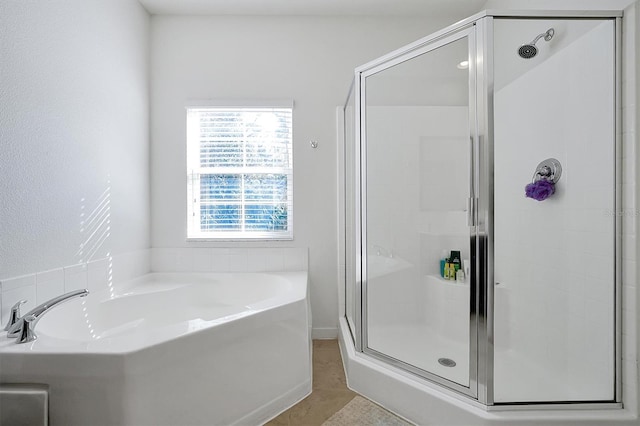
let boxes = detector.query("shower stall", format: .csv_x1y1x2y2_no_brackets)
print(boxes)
340,9,631,421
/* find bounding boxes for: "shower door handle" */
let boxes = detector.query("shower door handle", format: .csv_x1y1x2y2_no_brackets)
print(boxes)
467,135,476,227
467,197,475,226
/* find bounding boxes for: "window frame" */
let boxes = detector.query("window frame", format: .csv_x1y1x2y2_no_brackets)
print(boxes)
185,100,294,241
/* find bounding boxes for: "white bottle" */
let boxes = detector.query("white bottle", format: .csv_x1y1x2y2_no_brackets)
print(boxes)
463,259,470,280
456,268,465,283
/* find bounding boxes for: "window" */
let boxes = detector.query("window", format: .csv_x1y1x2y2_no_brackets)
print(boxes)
187,105,293,239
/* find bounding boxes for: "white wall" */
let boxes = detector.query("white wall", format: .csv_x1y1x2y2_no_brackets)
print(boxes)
0,0,150,280
149,14,466,337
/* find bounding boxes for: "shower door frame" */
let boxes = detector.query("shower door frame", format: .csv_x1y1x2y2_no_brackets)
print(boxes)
481,13,623,408
355,20,483,400
478,10,623,411
349,9,623,408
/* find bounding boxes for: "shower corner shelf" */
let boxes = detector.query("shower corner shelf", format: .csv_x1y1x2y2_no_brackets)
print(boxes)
426,274,469,287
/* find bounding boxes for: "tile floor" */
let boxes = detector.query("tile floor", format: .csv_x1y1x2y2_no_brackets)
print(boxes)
266,339,357,425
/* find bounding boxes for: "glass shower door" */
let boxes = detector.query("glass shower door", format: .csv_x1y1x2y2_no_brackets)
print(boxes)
360,28,477,392
344,83,357,339
492,17,617,403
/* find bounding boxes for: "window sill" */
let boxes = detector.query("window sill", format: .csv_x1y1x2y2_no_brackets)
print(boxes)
186,237,294,242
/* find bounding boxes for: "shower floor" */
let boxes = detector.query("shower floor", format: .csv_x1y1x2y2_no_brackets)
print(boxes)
367,322,469,387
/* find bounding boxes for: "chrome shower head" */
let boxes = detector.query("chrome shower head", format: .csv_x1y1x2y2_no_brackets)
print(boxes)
518,28,555,59
518,44,538,59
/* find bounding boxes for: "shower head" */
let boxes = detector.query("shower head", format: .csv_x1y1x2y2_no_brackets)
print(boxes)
518,44,538,59
518,28,555,59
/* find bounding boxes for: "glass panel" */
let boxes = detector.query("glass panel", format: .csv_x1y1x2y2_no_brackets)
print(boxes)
200,174,241,201
244,174,287,201
200,204,241,230
493,18,616,402
187,106,293,239
344,85,357,336
364,36,472,387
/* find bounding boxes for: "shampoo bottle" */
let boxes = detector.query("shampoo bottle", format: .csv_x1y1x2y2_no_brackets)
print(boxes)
439,250,448,278
450,250,461,274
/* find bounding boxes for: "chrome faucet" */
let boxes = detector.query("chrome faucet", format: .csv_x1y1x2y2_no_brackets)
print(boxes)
6,289,89,343
4,299,26,331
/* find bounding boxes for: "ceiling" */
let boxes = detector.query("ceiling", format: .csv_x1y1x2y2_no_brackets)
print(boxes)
138,0,486,17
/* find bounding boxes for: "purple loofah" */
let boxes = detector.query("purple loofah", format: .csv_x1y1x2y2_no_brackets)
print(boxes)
525,179,555,201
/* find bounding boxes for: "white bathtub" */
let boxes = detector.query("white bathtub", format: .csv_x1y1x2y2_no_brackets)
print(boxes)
0,272,311,426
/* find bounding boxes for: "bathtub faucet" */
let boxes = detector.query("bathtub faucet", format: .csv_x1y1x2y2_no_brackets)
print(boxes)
6,289,89,344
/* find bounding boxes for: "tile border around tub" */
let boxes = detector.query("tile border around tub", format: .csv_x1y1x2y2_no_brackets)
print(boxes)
150,247,309,273
0,249,150,325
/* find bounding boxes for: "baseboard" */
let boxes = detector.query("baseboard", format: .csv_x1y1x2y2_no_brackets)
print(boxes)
312,327,338,339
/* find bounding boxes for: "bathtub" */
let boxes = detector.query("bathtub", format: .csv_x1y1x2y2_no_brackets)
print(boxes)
0,272,311,426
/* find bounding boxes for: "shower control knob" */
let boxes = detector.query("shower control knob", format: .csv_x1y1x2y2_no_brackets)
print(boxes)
538,165,552,177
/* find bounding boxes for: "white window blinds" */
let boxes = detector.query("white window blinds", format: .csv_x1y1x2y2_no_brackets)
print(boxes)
186,106,293,239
